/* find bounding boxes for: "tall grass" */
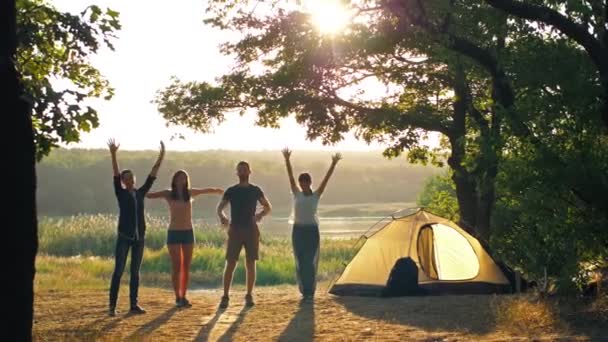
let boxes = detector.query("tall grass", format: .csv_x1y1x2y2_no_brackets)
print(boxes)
38,215,228,256
38,215,358,289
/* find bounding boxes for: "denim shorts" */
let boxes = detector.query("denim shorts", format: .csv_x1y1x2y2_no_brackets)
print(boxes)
167,229,195,245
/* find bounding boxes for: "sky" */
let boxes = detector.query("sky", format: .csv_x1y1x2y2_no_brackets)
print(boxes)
52,0,436,152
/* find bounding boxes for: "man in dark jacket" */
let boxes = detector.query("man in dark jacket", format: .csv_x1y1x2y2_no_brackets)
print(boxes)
107,138,165,316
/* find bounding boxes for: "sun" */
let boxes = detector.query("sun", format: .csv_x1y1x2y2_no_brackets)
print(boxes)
305,0,351,35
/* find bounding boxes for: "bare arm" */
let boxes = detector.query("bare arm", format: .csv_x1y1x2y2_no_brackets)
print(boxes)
108,139,122,195
316,153,342,196
146,190,170,199
255,195,272,222
149,141,165,178
191,188,224,197
217,198,230,226
107,138,120,177
139,141,165,194
282,148,298,194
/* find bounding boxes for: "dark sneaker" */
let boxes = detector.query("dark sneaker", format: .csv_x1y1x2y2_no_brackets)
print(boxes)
129,305,146,314
219,295,230,309
108,307,117,317
178,297,192,308
245,294,255,307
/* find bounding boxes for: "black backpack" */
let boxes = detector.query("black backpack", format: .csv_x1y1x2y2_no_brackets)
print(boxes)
382,257,425,297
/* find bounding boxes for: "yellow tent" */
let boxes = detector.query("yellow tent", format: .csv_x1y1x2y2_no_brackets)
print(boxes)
330,209,512,296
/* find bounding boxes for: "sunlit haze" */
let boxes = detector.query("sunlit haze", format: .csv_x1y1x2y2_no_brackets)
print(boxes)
52,0,438,152
306,0,352,35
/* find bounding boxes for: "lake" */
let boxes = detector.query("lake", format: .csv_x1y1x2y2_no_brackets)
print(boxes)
194,216,393,238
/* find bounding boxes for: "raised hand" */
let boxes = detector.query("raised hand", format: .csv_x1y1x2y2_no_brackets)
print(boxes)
150,140,166,177
282,147,292,160
317,153,341,196
157,140,166,161
332,153,342,164
282,147,297,193
108,138,120,177
107,138,119,154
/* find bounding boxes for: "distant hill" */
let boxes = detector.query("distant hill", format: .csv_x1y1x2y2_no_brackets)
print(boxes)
37,149,442,217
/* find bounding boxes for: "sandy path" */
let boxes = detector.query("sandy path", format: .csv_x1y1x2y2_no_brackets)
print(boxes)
33,287,603,341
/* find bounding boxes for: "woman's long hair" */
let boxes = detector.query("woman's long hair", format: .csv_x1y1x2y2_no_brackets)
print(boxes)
170,170,191,202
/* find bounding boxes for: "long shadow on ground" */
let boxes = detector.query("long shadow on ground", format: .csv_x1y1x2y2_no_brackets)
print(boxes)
278,299,315,342
216,306,251,342
126,307,179,339
195,308,224,341
334,294,499,335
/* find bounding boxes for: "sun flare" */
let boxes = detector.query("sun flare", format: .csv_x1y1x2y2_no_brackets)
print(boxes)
306,0,351,35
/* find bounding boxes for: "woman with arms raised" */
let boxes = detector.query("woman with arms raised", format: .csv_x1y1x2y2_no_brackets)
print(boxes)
282,148,342,301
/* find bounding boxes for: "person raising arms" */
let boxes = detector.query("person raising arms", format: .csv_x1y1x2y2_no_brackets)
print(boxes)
282,148,342,301
107,139,165,316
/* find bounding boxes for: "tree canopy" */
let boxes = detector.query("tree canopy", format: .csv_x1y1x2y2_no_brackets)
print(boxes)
155,0,608,291
16,0,120,159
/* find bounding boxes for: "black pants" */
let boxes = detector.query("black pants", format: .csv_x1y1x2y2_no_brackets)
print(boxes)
292,224,320,296
109,236,144,308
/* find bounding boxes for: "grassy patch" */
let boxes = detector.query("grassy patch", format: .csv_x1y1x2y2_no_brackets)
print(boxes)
37,215,358,290
493,295,567,335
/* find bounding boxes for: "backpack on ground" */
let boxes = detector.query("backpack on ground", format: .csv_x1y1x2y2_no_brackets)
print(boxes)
382,257,426,297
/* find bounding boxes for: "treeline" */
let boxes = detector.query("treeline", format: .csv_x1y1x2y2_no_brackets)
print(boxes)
38,148,440,217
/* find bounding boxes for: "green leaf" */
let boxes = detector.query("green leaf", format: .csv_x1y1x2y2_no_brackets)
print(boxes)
16,0,121,159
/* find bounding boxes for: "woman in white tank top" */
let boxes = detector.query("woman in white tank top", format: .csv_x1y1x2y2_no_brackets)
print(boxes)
282,148,342,300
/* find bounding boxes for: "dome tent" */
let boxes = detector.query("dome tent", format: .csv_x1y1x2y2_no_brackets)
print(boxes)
329,209,513,296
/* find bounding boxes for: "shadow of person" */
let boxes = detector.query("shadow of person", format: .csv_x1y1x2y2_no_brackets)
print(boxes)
334,294,498,335
82,314,120,334
77,313,123,338
126,307,179,339
216,306,251,342
278,299,315,342
195,307,226,341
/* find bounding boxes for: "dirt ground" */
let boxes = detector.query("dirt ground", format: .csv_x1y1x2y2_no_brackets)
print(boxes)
33,286,607,341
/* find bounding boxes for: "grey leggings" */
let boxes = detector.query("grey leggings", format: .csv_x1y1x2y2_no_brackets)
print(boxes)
292,224,320,296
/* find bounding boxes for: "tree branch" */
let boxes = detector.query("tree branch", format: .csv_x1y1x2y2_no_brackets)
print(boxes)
331,94,451,135
484,0,607,74
392,54,428,65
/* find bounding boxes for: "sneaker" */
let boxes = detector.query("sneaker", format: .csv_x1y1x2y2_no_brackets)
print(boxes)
129,305,146,314
108,307,117,317
219,295,230,309
178,297,192,308
245,294,255,307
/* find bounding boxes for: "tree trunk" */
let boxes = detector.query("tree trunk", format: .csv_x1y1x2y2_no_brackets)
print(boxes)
2,0,38,340
451,169,477,230
602,78,608,131
474,176,496,244
449,63,488,240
